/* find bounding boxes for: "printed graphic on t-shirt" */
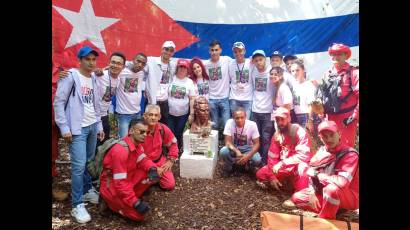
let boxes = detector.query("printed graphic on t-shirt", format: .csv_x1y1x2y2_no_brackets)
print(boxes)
234,133,247,146
102,86,117,102
124,78,138,93
294,94,301,106
171,85,187,99
235,70,249,83
197,81,209,95
255,77,267,92
208,66,222,81
160,68,171,84
81,86,94,104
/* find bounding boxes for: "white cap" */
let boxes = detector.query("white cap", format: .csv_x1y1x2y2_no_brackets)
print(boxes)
162,41,176,49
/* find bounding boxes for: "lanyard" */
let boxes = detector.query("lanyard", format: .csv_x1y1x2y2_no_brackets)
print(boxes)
236,62,245,83
234,121,246,144
107,70,113,98
212,62,219,79
160,62,171,83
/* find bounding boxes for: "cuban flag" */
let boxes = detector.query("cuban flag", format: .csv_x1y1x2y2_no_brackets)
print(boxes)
52,0,358,81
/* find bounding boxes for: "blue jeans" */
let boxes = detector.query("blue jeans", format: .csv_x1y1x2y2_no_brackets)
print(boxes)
70,123,98,207
219,146,262,172
117,112,141,138
251,112,275,165
295,113,309,128
167,113,189,152
229,99,252,119
209,98,230,130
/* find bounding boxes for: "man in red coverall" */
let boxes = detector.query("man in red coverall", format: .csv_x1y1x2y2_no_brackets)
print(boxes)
255,107,312,192
99,120,161,221
141,104,179,190
321,43,359,148
285,120,359,219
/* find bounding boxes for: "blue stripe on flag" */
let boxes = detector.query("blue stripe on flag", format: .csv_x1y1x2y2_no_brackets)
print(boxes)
174,13,358,59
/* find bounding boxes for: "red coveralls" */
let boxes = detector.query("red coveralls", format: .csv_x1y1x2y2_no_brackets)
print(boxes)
141,123,178,190
291,144,359,219
52,63,59,177
100,136,159,221
256,125,312,192
326,63,359,148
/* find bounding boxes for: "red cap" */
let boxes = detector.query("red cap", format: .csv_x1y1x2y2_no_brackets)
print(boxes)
328,43,351,59
177,59,190,68
318,120,338,133
273,107,290,119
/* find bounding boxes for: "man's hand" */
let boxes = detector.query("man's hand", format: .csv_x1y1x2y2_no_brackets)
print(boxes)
236,154,251,165
307,190,320,211
269,179,283,190
62,133,72,143
343,116,355,127
272,162,283,174
157,159,174,177
93,68,104,77
306,167,318,177
97,131,105,141
188,114,194,125
59,70,70,79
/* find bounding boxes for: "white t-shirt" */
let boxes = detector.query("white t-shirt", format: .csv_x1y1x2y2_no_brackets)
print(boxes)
115,68,143,114
223,119,260,147
78,71,97,127
96,70,120,117
194,78,210,100
125,61,147,91
229,59,253,101
273,83,293,110
204,56,233,99
168,76,198,116
250,65,275,113
145,57,177,103
293,80,316,114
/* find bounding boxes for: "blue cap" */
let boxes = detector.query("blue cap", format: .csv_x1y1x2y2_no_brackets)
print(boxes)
252,49,266,58
77,46,99,59
270,51,283,58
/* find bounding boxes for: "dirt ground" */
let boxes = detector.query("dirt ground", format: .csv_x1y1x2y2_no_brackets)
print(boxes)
52,139,358,229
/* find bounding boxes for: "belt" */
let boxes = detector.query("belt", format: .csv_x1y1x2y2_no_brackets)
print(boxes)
157,100,167,105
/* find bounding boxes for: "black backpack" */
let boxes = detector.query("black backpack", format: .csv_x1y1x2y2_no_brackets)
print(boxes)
316,66,357,114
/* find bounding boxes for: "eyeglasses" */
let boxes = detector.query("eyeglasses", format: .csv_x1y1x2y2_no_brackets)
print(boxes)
110,60,124,67
163,47,175,52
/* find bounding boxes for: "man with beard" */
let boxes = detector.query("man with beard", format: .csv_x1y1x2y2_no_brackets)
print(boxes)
255,107,312,195
283,120,359,220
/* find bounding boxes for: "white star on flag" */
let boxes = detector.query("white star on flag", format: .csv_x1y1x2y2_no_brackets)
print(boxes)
53,0,120,54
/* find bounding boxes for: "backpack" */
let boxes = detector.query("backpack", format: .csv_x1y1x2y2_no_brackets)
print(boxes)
316,66,357,114
86,138,128,180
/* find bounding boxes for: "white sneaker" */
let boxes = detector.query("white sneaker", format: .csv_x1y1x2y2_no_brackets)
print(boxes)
71,203,91,223
83,187,99,204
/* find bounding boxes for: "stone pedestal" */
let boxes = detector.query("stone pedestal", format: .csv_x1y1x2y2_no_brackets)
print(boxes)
180,130,219,179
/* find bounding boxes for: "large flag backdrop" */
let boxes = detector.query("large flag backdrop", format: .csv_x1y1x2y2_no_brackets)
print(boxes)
52,0,358,81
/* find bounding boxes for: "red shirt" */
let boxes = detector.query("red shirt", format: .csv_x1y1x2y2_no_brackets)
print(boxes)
267,125,312,171
317,144,359,195
101,136,151,208
326,63,359,119
142,123,178,162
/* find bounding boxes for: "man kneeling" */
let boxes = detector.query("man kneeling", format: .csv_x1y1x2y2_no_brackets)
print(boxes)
286,120,359,219
99,120,160,221
256,107,312,192
220,107,262,177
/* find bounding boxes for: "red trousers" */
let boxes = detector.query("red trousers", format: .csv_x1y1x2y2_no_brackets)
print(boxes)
328,113,358,148
291,184,359,219
154,156,175,190
256,163,309,192
52,124,59,178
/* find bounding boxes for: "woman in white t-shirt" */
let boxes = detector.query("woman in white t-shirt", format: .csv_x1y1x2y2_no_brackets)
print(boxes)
290,59,317,128
270,66,293,113
189,57,210,100
168,59,198,153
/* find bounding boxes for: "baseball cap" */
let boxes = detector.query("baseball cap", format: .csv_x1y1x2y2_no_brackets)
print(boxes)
177,59,190,68
318,120,338,133
273,107,290,119
232,41,245,50
252,50,266,58
270,51,283,59
77,46,99,59
162,40,176,49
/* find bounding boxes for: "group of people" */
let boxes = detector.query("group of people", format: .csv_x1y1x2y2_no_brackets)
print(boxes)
52,39,359,223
